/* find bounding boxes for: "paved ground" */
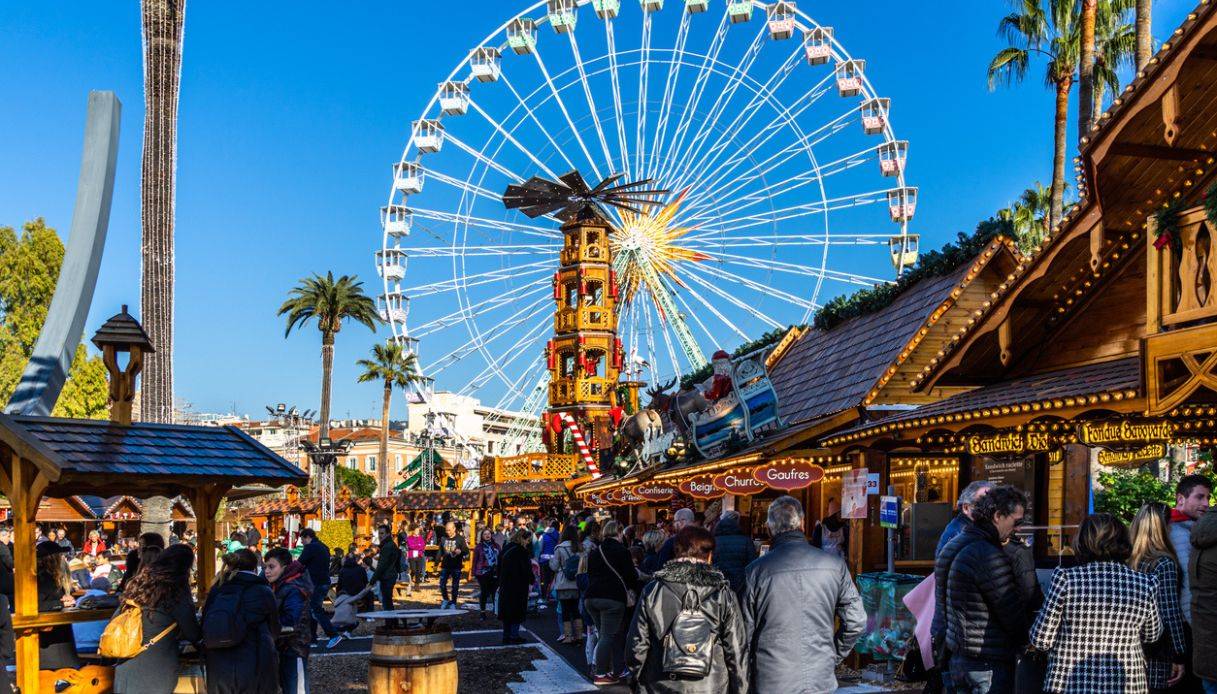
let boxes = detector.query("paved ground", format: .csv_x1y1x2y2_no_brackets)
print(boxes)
310,577,911,693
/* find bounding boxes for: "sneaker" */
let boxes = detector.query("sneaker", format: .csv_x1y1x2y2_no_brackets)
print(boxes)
593,674,619,686
615,668,631,681
325,634,344,650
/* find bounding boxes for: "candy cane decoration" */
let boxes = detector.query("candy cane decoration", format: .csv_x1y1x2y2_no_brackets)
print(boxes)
557,412,601,479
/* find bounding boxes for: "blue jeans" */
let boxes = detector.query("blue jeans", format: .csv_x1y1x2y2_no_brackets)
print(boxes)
1202,679,1217,694
440,566,462,602
948,655,1014,694
279,653,308,694
309,583,335,637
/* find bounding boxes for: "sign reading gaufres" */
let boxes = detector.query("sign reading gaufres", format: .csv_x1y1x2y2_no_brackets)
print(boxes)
1077,419,1174,447
752,460,825,491
679,474,726,500
966,431,1052,456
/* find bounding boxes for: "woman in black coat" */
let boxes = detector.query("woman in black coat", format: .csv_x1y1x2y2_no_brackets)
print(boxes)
497,528,535,644
203,549,280,694
113,544,202,694
35,542,80,671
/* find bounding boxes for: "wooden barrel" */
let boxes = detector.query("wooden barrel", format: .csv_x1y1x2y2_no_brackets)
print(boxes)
367,625,458,694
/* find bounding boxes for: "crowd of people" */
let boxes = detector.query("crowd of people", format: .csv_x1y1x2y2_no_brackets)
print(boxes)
929,474,1217,694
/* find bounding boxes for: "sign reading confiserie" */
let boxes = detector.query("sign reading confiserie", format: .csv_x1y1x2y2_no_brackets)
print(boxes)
633,483,678,502
751,460,825,491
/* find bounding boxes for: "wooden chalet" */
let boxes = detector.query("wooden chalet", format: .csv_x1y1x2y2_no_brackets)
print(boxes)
815,1,1217,573
0,413,307,692
577,236,1024,553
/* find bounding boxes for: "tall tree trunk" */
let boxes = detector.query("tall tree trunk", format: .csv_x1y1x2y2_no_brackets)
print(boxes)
318,332,334,440
1093,82,1106,123
1051,79,1072,229
1136,0,1153,71
139,0,185,426
379,381,391,496
1079,0,1098,138
139,495,173,544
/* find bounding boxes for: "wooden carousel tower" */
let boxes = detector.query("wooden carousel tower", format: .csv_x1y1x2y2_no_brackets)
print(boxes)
546,210,623,458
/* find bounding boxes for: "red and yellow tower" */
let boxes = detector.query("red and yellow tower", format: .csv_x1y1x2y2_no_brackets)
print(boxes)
546,211,622,460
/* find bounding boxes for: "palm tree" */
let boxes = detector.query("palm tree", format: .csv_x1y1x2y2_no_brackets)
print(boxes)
356,342,423,495
1093,0,1137,115
279,273,379,441
989,0,1080,230
1135,0,1153,70
1006,183,1055,251
1079,0,1098,135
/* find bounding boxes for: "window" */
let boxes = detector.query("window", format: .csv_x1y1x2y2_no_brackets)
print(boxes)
565,283,578,308
488,441,495,454
367,455,377,471
346,457,357,469
560,351,577,377
586,280,604,306
396,454,404,471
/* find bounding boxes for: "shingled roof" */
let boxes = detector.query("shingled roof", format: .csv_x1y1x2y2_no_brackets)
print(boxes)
769,265,972,425
0,414,308,497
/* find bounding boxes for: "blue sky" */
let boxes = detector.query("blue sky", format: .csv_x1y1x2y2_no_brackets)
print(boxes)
0,0,1197,420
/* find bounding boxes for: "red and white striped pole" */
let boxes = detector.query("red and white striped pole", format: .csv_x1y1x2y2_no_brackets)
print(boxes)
557,412,601,479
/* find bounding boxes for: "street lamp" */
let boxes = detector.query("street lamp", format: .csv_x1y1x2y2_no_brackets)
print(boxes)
300,435,352,519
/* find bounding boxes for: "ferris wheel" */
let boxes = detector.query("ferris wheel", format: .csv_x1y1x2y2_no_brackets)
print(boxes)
379,0,917,449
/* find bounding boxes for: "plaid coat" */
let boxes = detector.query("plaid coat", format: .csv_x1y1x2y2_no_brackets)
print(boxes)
1136,556,1188,689
1030,561,1163,693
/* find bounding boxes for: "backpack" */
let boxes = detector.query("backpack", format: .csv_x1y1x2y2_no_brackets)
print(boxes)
98,601,176,659
562,548,580,581
659,585,716,679
201,585,249,649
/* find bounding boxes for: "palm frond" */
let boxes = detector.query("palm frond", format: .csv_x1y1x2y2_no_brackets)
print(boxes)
989,47,1031,89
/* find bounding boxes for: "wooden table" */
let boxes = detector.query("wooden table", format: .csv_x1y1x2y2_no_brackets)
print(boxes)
357,608,463,630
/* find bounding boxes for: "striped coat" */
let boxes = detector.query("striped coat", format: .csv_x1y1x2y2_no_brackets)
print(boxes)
1030,561,1162,693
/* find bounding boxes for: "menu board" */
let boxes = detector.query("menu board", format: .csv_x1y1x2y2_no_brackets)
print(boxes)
842,468,869,520
982,456,1035,512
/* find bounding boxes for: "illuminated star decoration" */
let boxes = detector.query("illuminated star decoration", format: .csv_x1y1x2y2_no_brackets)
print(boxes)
611,189,709,312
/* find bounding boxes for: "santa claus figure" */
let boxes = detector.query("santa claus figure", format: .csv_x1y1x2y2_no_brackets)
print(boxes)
702,349,735,402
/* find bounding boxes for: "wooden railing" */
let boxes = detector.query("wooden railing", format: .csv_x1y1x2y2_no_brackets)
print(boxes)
483,453,578,483
1148,204,1217,332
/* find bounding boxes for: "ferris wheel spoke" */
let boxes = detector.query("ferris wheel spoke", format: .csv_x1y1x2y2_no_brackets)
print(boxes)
641,294,661,386
410,279,550,338
708,251,887,286
677,265,783,331
683,261,817,311
467,99,562,181
635,10,653,178
499,74,580,174
482,358,546,411
458,324,550,396
679,80,844,214
667,24,767,192
687,187,891,236
669,280,723,350
410,207,559,241
687,143,880,225
532,50,603,181
429,303,551,375
675,40,806,194
656,12,730,186
567,31,617,175
444,132,530,184
604,19,632,181
408,244,558,258
407,260,551,298
653,293,684,380
682,233,890,249
647,12,693,182
670,273,752,342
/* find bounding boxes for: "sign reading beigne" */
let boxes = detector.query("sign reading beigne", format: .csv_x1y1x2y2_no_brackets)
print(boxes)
752,460,825,491
713,469,766,495
679,474,726,500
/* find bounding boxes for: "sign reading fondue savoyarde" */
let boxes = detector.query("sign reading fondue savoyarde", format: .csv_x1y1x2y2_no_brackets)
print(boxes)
633,483,678,502
679,474,726,500
965,431,1052,456
1077,419,1174,447
713,469,766,495
752,460,826,491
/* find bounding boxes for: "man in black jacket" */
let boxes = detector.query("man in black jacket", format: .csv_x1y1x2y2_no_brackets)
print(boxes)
934,485,1029,693
711,510,756,598
371,525,403,627
298,528,337,639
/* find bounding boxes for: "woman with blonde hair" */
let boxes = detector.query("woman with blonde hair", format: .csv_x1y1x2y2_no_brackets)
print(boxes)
1130,501,1188,692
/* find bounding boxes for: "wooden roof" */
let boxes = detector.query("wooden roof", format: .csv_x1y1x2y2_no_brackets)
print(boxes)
0,414,308,497
915,3,1217,392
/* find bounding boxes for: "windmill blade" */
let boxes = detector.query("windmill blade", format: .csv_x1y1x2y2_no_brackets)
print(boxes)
601,178,659,194
558,170,592,195
588,174,625,195
520,200,569,219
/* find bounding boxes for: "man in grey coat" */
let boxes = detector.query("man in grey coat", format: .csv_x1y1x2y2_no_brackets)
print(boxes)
1170,473,1211,623
742,495,866,693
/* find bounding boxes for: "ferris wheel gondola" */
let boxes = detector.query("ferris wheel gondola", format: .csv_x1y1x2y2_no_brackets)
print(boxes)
379,0,919,451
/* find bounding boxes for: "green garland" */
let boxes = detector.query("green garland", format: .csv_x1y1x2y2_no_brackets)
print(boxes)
1206,182,1217,228
812,216,1014,332
1152,198,1185,254
679,326,795,390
